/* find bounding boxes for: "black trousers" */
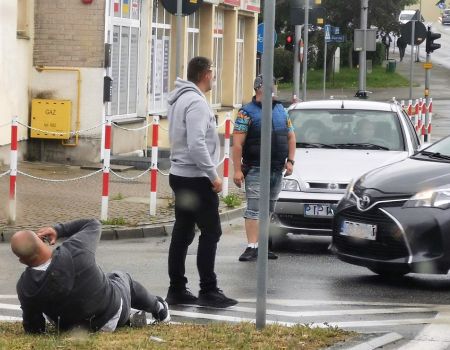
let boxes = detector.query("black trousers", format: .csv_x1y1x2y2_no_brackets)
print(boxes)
108,271,159,327
168,174,222,292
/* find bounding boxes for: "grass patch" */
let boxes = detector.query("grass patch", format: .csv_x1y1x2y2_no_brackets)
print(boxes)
222,193,243,208
100,217,128,226
278,65,411,91
0,322,354,350
111,193,125,201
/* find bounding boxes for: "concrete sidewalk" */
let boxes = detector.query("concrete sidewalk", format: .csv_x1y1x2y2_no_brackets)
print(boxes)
278,49,450,102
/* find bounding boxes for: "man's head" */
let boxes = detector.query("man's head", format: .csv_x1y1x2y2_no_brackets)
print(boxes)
11,230,51,267
187,56,215,93
253,75,277,101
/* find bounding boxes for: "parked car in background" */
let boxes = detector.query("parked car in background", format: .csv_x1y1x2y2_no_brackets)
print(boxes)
398,9,424,24
331,135,450,277
441,9,450,25
270,100,421,250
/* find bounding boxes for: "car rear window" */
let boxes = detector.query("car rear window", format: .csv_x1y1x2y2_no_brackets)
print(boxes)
289,109,405,151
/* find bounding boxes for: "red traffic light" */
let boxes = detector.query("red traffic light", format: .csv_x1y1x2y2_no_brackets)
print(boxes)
286,35,293,44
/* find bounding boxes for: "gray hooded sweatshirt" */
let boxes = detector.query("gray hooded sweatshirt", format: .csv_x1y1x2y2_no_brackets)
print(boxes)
167,78,220,182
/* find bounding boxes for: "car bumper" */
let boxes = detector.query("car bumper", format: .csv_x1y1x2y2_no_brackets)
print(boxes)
273,192,344,235
331,200,450,274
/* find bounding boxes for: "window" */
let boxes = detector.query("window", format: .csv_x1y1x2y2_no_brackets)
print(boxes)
149,0,171,113
187,12,200,62
212,8,224,107
17,0,29,38
235,17,245,106
109,0,141,118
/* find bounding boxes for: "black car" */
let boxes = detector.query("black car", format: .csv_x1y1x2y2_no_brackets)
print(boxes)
331,135,450,277
442,9,450,25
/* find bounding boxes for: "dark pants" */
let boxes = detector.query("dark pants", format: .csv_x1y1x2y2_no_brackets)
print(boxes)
108,271,159,327
168,174,222,292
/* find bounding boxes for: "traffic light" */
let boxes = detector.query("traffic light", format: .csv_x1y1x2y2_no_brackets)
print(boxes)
426,29,441,53
285,33,294,51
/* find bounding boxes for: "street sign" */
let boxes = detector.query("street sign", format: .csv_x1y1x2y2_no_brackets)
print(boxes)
423,62,433,69
401,21,427,45
353,29,377,51
257,23,278,54
325,25,344,43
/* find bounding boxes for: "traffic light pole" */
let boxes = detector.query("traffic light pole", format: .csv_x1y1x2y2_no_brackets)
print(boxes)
424,52,431,142
302,0,309,101
293,25,302,101
409,20,416,101
357,0,368,96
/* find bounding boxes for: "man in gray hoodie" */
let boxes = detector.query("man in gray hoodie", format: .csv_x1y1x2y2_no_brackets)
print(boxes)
166,56,237,308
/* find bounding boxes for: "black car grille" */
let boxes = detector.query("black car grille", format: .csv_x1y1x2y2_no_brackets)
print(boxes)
334,206,409,261
277,214,331,230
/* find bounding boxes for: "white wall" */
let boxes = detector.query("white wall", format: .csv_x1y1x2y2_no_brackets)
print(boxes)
0,0,34,163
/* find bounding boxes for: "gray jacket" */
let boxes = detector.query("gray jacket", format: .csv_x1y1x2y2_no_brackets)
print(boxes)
167,78,220,182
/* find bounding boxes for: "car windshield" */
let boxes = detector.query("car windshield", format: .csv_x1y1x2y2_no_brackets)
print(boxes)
444,10,450,15
418,136,450,158
289,109,405,151
400,13,414,20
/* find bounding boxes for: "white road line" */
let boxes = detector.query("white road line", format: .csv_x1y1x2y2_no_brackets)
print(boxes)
0,303,20,311
237,299,450,309
194,305,435,318
0,295,18,299
396,312,450,350
170,310,434,328
0,316,21,322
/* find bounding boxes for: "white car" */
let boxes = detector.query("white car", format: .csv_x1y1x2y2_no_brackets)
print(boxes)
270,100,422,249
398,9,424,24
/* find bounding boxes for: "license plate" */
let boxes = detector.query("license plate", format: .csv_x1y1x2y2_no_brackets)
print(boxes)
304,203,334,217
340,220,377,240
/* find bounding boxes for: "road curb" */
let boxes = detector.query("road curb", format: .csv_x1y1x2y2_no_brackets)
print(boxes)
338,332,403,350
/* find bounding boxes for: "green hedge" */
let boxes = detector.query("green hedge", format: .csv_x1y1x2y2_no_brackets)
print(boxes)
274,48,294,83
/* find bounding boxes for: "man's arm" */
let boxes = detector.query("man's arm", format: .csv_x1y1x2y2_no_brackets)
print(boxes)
232,132,247,188
21,303,45,334
38,219,101,253
285,131,296,176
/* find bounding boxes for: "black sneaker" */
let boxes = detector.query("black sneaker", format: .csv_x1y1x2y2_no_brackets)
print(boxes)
198,289,238,308
238,247,258,262
268,250,278,260
165,287,198,305
152,296,170,323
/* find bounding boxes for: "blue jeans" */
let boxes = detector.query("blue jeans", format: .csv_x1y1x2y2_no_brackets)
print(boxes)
244,166,283,220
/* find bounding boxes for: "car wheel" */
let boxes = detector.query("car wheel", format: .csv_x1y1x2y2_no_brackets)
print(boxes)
368,267,408,278
269,226,287,251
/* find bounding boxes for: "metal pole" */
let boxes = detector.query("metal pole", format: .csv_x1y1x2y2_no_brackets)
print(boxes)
424,52,431,142
176,0,183,78
293,25,302,101
416,1,422,62
302,0,309,101
358,0,368,94
409,21,416,100
256,0,276,330
323,36,327,99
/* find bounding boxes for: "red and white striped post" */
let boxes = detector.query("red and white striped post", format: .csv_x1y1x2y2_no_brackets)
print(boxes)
417,98,423,133
407,99,412,121
421,101,427,143
150,115,159,216
414,99,419,131
428,98,433,140
400,100,405,111
101,117,112,221
8,117,18,224
222,113,231,197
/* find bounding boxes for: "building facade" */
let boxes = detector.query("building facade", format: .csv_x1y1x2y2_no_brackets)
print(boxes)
0,0,259,165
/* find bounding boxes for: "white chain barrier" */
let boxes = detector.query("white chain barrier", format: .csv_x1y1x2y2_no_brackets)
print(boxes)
17,169,103,182
110,167,151,181
0,169,10,178
157,169,170,176
112,122,154,132
16,120,106,136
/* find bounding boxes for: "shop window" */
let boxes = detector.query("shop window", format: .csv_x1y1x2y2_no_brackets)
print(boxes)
187,12,200,62
16,0,29,39
212,8,224,107
235,17,245,106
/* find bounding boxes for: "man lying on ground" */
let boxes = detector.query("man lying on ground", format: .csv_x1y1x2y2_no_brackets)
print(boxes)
10,218,169,334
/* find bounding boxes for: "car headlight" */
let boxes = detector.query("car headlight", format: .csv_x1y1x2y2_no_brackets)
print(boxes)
404,188,450,209
281,178,301,192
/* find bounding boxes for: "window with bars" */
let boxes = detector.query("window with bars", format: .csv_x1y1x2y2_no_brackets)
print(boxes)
235,17,245,106
187,12,200,62
212,8,224,107
149,0,171,113
109,0,141,118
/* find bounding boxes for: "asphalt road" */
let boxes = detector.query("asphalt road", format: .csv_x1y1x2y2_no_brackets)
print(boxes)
2,218,450,348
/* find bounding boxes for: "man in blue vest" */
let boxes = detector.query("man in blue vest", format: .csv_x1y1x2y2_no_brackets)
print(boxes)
232,75,296,262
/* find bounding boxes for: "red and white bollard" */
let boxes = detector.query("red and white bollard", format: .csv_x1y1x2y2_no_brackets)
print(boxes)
407,99,413,121
414,99,419,131
417,98,423,132
9,117,18,224
222,113,231,197
428,98,433,140
150,115,159,216
421,101,427,143
400,100,405,111
101,117,112,221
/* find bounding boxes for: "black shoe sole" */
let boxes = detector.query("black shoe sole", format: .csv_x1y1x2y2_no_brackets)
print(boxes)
165,296,198,306
239,256,257,262
197,298,238,308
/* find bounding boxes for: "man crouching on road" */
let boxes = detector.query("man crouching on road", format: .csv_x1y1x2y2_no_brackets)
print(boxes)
10,218,170,334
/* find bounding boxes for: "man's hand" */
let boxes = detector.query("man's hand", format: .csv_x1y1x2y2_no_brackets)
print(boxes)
211,177,223,193
284,161,294,177
36,227,58,245
233,170,244,188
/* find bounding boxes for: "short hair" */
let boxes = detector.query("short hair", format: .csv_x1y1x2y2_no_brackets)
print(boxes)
187,56,213,84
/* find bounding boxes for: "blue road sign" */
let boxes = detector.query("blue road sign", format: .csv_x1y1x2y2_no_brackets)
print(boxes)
257,23,278,54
